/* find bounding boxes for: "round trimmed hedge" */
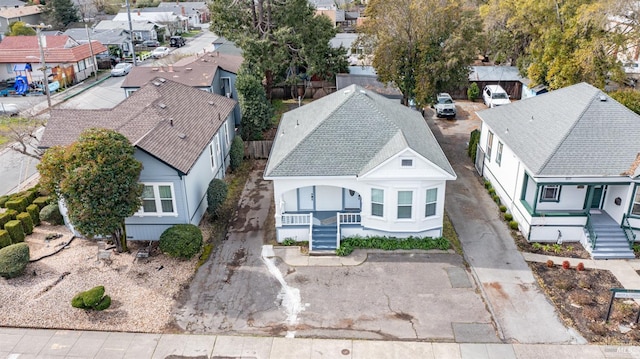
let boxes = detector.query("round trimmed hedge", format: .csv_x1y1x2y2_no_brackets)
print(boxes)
159,224,203,259
0,242,30,278
40,203,64,225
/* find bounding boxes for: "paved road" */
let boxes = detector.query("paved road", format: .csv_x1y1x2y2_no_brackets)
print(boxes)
0,145,39,196
58,76,125,110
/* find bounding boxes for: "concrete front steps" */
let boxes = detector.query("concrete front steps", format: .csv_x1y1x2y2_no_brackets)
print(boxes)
589,222,635,260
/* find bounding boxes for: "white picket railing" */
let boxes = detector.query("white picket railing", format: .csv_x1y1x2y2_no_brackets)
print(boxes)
338,212,361,224
281,213,312,225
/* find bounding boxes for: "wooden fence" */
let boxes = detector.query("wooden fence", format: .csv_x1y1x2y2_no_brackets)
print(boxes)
246,140,273,159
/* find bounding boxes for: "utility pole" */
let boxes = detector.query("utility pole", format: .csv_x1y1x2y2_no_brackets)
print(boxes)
85,24,98,81
125,0,137,66
27,23,52,110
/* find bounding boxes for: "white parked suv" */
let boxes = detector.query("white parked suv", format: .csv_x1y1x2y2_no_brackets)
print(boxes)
483,85,511,108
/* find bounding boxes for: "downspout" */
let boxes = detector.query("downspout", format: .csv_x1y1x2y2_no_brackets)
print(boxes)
180,171,191,224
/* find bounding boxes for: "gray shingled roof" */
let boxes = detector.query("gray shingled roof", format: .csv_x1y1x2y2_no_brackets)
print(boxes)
264,84,455,178
478,82,640,177
40,78,236,175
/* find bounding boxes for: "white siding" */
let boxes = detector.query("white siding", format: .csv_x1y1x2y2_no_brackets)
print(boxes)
316,186,342,210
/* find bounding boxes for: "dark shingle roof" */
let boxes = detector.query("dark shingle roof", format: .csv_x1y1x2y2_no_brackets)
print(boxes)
265,84,455,178
40,78,236,174
478,82,640,177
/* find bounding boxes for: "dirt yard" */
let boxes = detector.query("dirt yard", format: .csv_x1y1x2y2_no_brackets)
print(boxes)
0,223,197,333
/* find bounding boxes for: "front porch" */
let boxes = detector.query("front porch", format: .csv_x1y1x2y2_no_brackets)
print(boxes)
280,211,362,252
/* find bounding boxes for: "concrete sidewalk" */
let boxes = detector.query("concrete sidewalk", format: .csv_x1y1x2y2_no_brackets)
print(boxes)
2,328,640,359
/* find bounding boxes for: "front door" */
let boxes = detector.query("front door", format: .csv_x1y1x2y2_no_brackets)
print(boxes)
590,186,605,209
298,186,315,211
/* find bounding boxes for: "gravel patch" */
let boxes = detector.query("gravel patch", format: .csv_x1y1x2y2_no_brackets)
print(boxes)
0,223,197,333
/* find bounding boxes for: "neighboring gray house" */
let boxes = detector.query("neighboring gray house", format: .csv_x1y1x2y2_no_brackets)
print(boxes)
122,51,243,125
0,5,42,37
157,1,209,27
265,84,456,252
94,20,160,43
39,78,238,241
112,11,187,35
477,82,640,259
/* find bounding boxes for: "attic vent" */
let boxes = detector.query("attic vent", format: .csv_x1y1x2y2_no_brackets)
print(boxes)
152,67,159,71
186,67,193,71
208,101,215,106
158,103,167,109
178,133,187,139
158,78,167,83
152,81,161,86
599,95,607,102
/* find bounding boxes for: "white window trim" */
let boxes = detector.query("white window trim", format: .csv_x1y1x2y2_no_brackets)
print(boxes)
396,190,414,220
632,187,640,216
224,120,230,147
135,182,178,217
425,188,438,218
371,188,384,218
486,131,494,161
400,158,414,168
540,185,560,202
496,141,503,166
209,137,218,171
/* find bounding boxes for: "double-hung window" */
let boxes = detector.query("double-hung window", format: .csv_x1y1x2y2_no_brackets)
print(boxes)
371,188,384,217
139,183,176,215
425,188,438,217
540,185,561,202
632,187,640,216
496,142,503,166
486,131,494,161
397,191,413,219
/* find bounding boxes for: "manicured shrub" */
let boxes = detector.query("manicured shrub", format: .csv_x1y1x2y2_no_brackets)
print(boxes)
207,178,228,218
16,212,33,235
5,209,17,220
494,196,501,205
71,286,111,311
32,196,50,209
499,205,507,212
467,82,480,101
0,230,11,248
562,260,571,270
488,188,496,195
335,235,450,256
468,129,480,161
40,203,63,225
24,190,37,204
5,197,27,213
0,212,11,228
509,220,519,230
4,220,24,243
0,195,9,208
159,224,203,259
0,242,30,278
484,180,492,189
26,204,40,225
230,136,244,171
504,213,513,221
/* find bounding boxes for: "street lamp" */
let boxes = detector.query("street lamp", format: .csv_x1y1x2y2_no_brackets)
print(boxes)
26,23,52,110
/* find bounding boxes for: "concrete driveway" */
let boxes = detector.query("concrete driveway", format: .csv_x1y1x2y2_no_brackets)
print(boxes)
173,162,495,342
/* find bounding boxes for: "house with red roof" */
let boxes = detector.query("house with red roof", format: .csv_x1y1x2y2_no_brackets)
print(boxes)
0,35,107,85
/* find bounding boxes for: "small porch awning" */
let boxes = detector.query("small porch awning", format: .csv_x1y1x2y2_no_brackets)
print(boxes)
13,64,32,72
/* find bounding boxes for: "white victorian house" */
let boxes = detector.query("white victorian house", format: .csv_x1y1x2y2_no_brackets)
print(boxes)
264,85,456,252
477,82,640,259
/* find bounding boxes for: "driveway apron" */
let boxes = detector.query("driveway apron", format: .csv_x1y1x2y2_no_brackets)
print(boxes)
427,107,582,344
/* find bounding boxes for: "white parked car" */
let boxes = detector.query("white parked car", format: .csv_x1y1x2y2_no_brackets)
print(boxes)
483,85,511,108
434,93,456,118
151,47,170,58
110,63,132,77
0,103,19,116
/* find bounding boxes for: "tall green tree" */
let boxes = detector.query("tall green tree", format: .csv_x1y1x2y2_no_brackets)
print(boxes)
209,0,347,97
38,128,143,252
5,21,36,36
43,0,80,29
610,88,640,114
358,0,483,105
236,64,274,140
480,0,626,89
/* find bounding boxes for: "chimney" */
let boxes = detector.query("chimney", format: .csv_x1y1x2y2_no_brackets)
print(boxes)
137,10,140,16
168,64,174,72
181,6,186,16
159,66,164,72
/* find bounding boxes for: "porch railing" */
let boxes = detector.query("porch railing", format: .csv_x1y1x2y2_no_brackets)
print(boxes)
281,213,312,225
338,212,361,224
622,213,636,250
585,212,598,250
308,213,313,250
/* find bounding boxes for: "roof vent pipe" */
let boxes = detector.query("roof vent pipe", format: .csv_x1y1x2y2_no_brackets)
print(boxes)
599,95,607,102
